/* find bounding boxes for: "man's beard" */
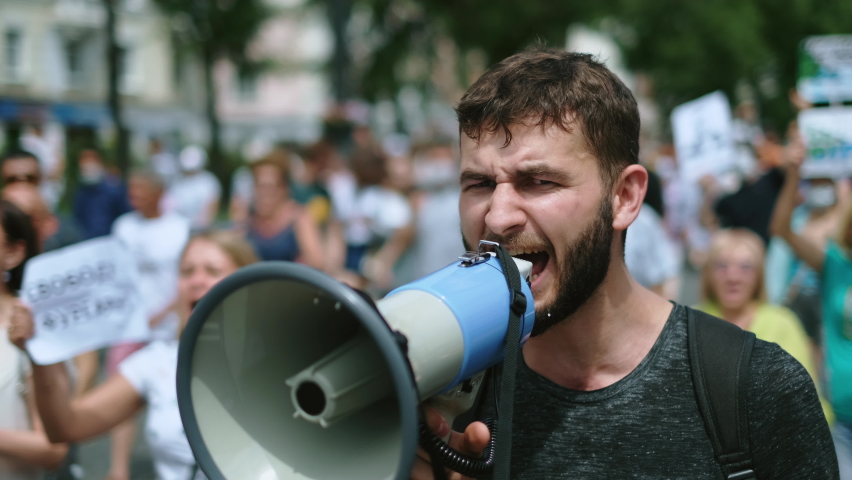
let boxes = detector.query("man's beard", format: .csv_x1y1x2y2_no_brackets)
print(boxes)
531,197,614,336
464,196,614,337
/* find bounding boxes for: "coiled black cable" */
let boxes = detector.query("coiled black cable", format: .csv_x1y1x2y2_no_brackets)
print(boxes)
418,417,498,479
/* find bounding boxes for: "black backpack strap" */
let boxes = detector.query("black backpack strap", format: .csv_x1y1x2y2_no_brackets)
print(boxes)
687,308,757,480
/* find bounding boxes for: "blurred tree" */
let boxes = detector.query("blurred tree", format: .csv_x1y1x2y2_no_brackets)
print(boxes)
339,0,852,132
150,0,272,174
617,0,852,131
102,0,129,177
349,0,600,102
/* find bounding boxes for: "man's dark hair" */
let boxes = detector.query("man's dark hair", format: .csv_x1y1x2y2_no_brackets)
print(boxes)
455,48,640,187
2,150,39,165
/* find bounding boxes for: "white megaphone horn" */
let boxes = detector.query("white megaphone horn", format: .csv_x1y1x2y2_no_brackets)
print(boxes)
176,240,535,480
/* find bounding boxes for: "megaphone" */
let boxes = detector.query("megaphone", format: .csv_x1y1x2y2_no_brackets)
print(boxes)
176,241,535,480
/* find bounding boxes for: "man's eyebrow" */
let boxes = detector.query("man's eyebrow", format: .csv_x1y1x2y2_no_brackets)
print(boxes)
459,170,492,183
516,164,572,182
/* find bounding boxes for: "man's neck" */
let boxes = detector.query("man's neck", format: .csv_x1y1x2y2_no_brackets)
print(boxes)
522,262,673,391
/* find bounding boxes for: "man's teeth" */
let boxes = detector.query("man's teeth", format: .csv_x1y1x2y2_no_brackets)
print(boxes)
508,249,543,255
531,273,540,282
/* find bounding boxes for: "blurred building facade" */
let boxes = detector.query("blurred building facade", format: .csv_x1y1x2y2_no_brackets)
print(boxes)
0,0,331,165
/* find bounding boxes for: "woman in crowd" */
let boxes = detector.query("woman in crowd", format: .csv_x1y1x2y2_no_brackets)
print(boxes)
8,230,258,480
771,142,852,478
246,155,323,267
0,200,69,479
696,228,833,421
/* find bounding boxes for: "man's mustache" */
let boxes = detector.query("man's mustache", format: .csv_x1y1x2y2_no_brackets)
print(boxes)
481,231,553,255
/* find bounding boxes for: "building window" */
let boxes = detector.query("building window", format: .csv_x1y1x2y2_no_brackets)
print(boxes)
5,28,22,81
236,70,257,102
65,38,85,86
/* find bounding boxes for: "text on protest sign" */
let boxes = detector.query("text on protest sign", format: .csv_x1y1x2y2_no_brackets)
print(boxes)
798,35,852,104
22,237,148,365
671,91,737,183
799,107,852,179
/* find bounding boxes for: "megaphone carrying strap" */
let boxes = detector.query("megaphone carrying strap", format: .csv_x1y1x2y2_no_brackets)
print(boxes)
491,244,526,480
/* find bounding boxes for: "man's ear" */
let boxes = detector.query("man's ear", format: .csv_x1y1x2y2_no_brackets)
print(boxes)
611,164,648,233
3,240,26,272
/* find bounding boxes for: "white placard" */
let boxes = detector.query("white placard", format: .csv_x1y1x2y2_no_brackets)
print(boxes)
799,107,852,179
797,35,852,104
21,237,148,365
671,91,737,183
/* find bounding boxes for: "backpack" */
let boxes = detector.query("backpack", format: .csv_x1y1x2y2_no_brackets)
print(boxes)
687,307,757,480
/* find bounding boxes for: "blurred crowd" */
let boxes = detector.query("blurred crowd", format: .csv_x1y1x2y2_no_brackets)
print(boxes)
0,105,851,479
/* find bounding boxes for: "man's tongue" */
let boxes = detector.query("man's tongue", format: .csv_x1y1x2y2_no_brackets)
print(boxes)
515,251,549,277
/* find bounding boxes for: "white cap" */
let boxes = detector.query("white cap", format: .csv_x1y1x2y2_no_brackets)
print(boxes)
242,137,274,164
180,145,208,171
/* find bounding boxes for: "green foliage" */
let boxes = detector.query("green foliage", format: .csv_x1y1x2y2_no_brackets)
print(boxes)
151,0,271,66
150,0,272,182
342,0,852,132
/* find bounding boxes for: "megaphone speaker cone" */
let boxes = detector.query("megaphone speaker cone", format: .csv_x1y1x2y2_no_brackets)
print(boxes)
177,262,419,480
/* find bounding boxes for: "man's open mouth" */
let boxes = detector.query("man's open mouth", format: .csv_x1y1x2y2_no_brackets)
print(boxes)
508,249,550,282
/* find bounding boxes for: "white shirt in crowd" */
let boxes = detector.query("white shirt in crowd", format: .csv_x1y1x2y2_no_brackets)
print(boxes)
119,341,205,480
164,171,222,229
624,204,680,289
413,188,463,277
151,152,180,187
112,211,190,341
0,329,39,480
336,185,412,246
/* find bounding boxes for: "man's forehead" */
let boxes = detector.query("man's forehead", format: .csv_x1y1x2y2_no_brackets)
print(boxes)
459,123,593,173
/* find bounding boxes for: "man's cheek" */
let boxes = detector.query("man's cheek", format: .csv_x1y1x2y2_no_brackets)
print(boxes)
458,208,484,244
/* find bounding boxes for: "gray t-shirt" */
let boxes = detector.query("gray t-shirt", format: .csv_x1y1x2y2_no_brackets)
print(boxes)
471,304,838,479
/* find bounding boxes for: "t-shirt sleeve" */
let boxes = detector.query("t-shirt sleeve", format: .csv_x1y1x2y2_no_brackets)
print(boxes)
118,346,152,396
747,340,839,478
376,192,412,233
822,242,848,285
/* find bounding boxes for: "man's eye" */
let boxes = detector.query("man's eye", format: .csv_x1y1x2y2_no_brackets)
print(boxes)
466,180,495,190
531,179,557,187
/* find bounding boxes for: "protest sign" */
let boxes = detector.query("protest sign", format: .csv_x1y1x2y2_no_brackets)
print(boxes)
21,236,148,365
798,35,852,104
671,91,737,183
799,107,852,179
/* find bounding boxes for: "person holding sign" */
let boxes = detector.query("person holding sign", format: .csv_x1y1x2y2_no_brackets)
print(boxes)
0,200,69,479
771,137,852,479
8,230,259,480
106,169,191,480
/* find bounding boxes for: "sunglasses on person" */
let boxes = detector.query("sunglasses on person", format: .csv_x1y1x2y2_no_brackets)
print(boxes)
4,174,40,185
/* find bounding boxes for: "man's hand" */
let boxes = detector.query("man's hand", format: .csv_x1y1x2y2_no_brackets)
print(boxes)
411,407,491,480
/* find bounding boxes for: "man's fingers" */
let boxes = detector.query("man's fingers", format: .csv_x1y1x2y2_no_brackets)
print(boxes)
448,420,490,456
424,406,450,438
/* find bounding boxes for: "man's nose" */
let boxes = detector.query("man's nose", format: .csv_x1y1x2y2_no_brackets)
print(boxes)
485,183,526,236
